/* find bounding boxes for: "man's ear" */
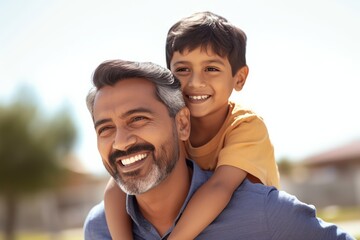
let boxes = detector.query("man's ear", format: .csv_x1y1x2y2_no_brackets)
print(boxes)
234,66,249,91
175,107,191,141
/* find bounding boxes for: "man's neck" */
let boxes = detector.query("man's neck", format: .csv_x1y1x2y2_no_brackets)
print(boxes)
135,157,191,236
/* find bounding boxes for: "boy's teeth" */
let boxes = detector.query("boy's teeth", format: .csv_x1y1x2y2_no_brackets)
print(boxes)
121,153,147,166
189,95,209,100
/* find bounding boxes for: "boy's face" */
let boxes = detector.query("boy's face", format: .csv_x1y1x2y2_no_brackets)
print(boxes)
170,47,243,119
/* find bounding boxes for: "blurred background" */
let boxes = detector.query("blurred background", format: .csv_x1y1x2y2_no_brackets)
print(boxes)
0,0,359,239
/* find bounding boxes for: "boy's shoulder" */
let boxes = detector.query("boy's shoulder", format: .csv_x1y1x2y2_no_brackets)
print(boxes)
228,101,265,124
229,101,257,116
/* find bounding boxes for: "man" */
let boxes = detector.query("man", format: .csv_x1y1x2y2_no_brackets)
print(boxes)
84,59,354,240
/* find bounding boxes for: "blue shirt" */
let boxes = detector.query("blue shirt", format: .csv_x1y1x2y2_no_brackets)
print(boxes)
84,160,354,240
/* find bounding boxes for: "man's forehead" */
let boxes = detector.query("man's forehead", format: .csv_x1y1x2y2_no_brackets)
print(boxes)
95,78,156,102
100,77,155,92
93,79,164,118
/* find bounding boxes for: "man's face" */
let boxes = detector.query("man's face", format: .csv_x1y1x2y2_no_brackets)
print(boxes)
93,78,180,195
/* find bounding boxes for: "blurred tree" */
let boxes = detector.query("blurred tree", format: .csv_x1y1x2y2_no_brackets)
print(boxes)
277,157,294,176
0,89,77,240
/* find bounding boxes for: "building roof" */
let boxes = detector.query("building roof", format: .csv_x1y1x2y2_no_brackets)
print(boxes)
303,139,360,166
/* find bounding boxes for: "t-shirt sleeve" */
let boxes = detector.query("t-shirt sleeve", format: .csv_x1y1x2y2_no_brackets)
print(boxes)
84,201,112,240
266,189,355,240
217,114,280,188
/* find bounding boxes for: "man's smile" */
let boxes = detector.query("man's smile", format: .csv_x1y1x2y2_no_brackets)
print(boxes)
118,153,148,166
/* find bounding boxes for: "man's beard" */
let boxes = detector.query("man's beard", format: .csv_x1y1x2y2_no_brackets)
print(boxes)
109,126,180,195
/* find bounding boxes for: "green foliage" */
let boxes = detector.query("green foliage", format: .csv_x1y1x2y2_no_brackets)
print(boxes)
0,88,78,239
317,206,360,222
277,157,293,176
0,90,77,195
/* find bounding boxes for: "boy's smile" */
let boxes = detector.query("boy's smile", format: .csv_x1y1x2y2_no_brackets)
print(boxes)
188,94,210,100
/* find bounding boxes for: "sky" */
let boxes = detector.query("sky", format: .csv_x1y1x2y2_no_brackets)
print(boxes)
1,0,359,175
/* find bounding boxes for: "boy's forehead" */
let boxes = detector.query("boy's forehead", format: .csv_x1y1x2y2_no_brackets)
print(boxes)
171,46,229,65
181,45,217,56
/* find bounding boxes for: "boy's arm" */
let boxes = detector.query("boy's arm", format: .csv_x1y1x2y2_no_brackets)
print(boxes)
168,165,247,240
104,178,133,240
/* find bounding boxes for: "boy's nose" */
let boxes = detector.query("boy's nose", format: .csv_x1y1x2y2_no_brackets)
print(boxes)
188,73,206,88
112,128,136,151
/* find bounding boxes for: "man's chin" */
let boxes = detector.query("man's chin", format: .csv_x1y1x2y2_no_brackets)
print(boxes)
114,168,161,195
115,179,153,195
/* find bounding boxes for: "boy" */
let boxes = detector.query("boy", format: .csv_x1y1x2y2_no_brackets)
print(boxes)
105,11,280,239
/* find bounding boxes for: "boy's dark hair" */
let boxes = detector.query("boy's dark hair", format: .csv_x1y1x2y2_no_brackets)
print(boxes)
166,11,247,76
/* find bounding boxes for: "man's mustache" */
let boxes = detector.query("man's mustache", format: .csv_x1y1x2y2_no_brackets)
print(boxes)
109,144,155,165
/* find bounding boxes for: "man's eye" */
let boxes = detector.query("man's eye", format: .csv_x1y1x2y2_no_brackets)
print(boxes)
131,116,146,122
97,126,113,136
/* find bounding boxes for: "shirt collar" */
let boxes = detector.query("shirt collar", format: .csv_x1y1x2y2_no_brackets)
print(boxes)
126,159,211,231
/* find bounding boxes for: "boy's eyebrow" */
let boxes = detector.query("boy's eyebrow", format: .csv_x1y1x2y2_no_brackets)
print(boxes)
205,59,226,66
94,107,154,129
172,59,226,66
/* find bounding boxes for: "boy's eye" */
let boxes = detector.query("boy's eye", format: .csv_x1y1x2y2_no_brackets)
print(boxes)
175,67,190,73
205,67,219,72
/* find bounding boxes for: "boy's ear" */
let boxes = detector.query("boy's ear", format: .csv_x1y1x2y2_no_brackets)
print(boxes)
234,66,249,91
175,107,191,141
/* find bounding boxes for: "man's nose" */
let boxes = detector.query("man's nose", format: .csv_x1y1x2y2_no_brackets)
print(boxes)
188,72,206,88
113,128,136,151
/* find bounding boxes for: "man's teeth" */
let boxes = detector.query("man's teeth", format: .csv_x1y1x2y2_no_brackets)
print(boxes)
189,95,209,100
121,153,147,166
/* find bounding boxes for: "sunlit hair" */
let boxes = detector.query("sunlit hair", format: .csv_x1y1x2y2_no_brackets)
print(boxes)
86,59,185,119
166,11,247,76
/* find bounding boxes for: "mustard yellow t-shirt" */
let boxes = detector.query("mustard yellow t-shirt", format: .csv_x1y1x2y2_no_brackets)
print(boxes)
184,102,280,188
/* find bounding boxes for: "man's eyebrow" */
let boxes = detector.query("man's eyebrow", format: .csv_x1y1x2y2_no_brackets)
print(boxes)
94,118,111,129
94,107,154,129
123,107,154,117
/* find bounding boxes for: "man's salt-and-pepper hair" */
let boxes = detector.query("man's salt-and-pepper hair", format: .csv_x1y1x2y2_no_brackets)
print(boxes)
86,59,185,119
